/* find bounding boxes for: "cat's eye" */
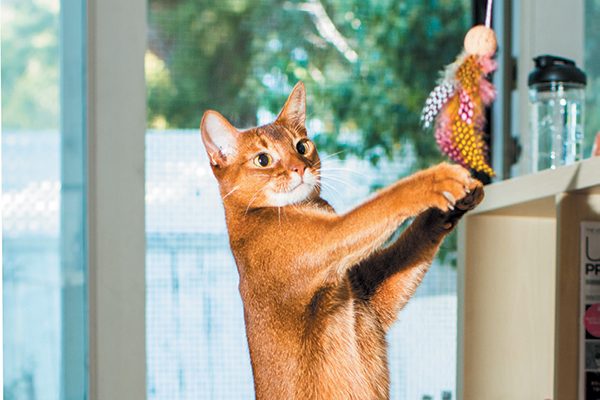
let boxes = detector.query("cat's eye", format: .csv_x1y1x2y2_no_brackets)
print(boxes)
296,139,311,155
253,153,272,167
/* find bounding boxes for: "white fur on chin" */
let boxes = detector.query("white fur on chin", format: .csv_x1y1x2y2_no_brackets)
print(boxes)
267,171,318,207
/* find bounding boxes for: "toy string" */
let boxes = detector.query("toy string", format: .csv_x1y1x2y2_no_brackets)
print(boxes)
485,0,493,27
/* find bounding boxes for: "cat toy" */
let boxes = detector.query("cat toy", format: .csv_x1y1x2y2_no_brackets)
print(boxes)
421,0,497,177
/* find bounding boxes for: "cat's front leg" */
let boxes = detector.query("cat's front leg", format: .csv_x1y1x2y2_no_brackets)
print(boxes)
316,162,473,280
348,183,484,330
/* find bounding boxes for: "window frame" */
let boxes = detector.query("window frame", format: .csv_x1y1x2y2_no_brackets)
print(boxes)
81,0,587,397
86,0,147,398
60,0,88,397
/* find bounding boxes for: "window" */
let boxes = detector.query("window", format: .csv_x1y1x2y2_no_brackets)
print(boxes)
2,0,88,399
146,2,470,399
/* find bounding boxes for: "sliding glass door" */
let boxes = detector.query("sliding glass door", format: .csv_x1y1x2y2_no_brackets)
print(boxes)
2,0,87,398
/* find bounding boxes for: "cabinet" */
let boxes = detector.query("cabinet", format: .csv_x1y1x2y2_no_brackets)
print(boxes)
457,157,600,399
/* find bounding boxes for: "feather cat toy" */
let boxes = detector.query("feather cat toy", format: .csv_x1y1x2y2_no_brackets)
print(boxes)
421,1,497,177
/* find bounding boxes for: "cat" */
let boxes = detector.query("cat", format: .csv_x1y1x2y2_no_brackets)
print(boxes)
200,82,483,400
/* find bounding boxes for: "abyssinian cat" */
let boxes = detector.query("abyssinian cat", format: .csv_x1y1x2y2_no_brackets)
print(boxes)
200,82,483,399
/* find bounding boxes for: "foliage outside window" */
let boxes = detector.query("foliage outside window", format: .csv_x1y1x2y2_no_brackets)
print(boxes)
147,0,471,168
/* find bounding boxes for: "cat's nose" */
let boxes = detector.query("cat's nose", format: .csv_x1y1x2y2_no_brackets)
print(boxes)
290,164,306,176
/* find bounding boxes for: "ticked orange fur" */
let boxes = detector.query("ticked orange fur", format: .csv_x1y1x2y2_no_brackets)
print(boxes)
200,82,483,399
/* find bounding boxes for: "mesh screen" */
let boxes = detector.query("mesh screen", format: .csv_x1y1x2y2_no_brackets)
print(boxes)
146,1,468,398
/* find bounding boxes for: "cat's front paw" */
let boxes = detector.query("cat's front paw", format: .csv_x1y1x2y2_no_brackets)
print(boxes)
438,181,484,229
455,180,484,211
425,162,473,212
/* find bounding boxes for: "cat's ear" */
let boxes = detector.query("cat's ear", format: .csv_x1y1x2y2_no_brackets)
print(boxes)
200,111,239,167
276,81,306,128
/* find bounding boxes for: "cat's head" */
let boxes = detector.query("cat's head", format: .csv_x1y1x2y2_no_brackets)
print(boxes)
201,82,321,208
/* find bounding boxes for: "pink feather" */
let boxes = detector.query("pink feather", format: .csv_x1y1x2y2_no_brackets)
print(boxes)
479,79,496,105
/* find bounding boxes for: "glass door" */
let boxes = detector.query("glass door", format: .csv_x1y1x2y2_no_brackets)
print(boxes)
2,0,88,398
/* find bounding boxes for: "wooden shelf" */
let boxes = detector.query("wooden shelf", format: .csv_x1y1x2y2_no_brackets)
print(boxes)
458,157,600,400
472,156,600,218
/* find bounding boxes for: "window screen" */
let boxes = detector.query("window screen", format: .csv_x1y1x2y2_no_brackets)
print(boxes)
146,1,470,399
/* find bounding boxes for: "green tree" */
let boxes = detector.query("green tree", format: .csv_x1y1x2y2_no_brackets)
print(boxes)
147,0,470,168
1,0,59,130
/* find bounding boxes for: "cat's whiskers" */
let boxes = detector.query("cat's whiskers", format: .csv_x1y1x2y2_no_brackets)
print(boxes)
222,184,241,200
319,174,354,191
289,202,310,216
314,150,347,167
316,179,341,193
315,181,343,205
319,166,372,180
245,187,264,216
282,203,292,222
244,177,270,217
320,174,351,185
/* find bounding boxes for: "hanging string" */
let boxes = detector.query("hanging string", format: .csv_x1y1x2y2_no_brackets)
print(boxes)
485,0,493,27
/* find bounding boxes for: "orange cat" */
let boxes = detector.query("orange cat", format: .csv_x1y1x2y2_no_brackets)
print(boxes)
200,82,483,399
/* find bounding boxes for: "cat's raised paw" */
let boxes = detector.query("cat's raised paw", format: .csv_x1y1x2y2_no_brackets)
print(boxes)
455,180,484,211
438,181,484,230
425,162,472,212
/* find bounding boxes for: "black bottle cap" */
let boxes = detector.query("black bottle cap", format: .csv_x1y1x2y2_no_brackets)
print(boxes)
528,55,587,86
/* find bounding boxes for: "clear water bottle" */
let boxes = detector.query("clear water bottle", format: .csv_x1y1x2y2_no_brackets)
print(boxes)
528,55,586,172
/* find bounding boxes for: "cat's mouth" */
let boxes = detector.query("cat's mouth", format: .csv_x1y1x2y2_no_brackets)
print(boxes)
267,181,315,207
288,182,308,192
266,169,319,207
